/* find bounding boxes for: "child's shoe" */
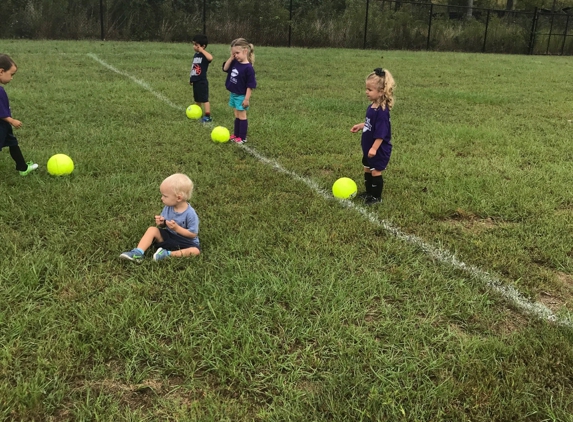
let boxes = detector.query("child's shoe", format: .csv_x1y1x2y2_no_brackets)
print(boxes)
120,248,144,263
201,116,213,123
230,135,237,142
153,247,171,261
233,137,246,144
364,195,381,205
19,162,38,176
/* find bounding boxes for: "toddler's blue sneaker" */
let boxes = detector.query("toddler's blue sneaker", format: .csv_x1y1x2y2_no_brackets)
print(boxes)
153,247,171,261
120,249,144,263
201,116,213,123
20,162,38,176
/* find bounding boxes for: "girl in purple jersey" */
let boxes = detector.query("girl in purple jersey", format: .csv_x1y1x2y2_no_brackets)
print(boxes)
0,54,38,176
222,38,257,144
350,68,396,205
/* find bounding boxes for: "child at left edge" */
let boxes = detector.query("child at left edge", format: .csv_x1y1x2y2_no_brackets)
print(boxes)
189,34,213,123
120,173,201,263
0,54,38,176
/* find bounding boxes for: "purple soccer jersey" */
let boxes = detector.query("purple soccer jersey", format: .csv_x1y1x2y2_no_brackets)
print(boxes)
0,87,12,119
224,60,257,95
361,105,392,171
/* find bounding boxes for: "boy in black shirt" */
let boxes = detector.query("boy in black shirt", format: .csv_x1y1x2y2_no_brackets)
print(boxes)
189,34,213,123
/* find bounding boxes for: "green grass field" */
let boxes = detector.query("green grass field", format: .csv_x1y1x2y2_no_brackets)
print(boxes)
1,39,573,421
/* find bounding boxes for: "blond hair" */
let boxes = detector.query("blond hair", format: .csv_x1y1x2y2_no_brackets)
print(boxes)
231,38,255,64
163,173,194,201
367,68,395,110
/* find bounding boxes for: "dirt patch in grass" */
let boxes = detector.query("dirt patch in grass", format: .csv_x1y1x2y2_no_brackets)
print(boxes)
365,296,387,324
297,380,321,394
365,308,381,323
81,378,164,407
441,208,507,234
536,271,573,312
71,376,203,412
537,290,565,311
448,322,471,338
556,271,573,290
57,285,78,301
492,309,529,335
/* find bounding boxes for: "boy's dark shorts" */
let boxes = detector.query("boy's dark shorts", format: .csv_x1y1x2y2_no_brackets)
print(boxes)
0,120,18,150
191,79,209,103
156,228,201,251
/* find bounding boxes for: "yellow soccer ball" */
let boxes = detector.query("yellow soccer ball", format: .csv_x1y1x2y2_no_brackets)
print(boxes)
47,154,74,176
211,126,230,143
186,104,202,120
332,177,357,199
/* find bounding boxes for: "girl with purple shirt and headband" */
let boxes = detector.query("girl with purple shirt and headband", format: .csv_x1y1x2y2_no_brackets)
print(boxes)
222,38,257,144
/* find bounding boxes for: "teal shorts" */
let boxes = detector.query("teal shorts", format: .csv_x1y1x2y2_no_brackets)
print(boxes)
228,93,249,111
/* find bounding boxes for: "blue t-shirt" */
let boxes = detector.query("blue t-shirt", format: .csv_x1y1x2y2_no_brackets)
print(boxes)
0,87,12,118
224,60,257,95
190,52,211,82
161,203,200,247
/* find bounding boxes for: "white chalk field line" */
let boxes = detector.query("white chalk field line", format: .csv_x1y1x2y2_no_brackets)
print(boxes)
88,53,571,327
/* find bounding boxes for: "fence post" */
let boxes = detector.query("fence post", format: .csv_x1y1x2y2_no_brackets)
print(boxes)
546,10,556,54
427,3,433,50
482,8,491,52
100,0,105,40
203,0,207,35
561,14,570,55
288,0,293,47
364,0,370,49
528,7,538,54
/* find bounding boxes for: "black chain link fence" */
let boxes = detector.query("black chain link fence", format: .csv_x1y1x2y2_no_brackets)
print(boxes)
1,0,571,55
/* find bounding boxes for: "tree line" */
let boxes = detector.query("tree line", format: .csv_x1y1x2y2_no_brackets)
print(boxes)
2,0,572,54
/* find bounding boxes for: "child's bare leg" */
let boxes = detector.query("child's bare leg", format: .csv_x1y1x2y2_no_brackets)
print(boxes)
137,227,164,252
120,227,164,262
204,102,211,114
170,247,201,258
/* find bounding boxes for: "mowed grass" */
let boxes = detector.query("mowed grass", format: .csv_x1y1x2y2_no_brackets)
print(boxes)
1,39,573,420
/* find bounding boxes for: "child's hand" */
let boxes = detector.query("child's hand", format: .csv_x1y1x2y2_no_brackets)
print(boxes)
368,147,378,158
155,215,165,226
11,119,22,128
350,123,363,133
165,219,179,230
242,98,250,108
